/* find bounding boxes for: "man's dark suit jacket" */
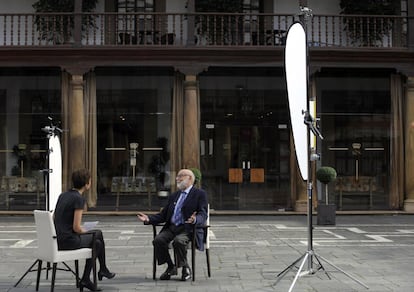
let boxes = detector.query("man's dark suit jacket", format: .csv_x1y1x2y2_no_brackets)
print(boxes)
148,186,208,250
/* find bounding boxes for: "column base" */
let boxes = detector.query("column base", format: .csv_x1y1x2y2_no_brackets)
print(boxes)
403,199,414,212
295,200,307,212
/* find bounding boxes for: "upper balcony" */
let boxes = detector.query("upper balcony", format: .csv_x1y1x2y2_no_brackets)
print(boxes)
0,11,410,69
0,12,408,49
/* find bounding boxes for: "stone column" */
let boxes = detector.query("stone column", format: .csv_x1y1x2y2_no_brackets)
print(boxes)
404,77,414,211
182,75,200,169
68,74,86,172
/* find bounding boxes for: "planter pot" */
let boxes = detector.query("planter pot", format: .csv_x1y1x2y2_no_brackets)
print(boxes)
317,203,336,225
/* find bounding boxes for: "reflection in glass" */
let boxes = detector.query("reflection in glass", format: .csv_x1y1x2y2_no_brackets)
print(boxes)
95,67,173,211
318,70,391,210
0,68,61,211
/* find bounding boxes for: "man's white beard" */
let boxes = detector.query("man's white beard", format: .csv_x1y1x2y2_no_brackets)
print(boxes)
177,179,188,190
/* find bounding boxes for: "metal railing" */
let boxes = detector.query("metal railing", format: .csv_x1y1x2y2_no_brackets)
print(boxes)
0,12,407,48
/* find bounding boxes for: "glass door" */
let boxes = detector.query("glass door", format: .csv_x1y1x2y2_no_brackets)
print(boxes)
317,71,391,210
199,68,290,210
225,124,290,210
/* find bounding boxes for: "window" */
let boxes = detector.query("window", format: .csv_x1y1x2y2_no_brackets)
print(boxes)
117,0,155,44
0,68,61,211
317,69,391,210
95,67,173,210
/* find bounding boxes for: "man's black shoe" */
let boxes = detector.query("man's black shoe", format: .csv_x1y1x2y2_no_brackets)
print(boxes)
159,266,177,280
181,266,191,281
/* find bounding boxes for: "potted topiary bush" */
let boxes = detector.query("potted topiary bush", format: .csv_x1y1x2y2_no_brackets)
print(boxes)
189,167,202,188
317,166,337,204
316,166,337,225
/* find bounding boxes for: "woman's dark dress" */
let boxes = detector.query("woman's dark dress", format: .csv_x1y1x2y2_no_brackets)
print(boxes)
54,189,85,250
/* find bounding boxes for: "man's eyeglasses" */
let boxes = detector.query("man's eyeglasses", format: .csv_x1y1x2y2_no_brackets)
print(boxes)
176,174,190,179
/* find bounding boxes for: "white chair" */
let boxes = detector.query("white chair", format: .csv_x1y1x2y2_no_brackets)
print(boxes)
14,210,96,292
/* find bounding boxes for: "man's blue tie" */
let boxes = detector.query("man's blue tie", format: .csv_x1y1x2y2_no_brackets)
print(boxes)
172,192,187,225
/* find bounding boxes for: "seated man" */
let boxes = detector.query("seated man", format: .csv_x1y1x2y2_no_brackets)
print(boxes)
137,168,208,281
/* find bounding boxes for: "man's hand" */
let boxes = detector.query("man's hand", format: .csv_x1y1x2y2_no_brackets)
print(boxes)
137,212,149,223
185,212,197,224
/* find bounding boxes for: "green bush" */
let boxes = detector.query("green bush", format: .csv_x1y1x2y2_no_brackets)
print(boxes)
189,168,202,188
316,166,337,184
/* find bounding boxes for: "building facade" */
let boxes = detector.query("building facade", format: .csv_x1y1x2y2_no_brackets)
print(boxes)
0,0,413,213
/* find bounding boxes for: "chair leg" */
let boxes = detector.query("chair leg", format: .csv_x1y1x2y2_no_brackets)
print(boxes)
152,247,157,280
191,246,195,281
174,249,178,267
206,248,211,277
75,260,79,288
36,260,42,291
51,263,57,292
14,259,39,287
46,262,51,279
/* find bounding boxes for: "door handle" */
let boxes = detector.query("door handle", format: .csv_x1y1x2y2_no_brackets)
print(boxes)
242,161,251,169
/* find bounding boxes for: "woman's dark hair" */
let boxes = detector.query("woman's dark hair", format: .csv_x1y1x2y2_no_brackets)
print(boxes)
72,169,91,189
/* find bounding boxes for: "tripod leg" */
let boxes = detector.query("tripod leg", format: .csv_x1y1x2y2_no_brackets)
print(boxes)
288,252,309,292
274,252,307,286
14,259,39,287
315,253,369,289
312,253,331,279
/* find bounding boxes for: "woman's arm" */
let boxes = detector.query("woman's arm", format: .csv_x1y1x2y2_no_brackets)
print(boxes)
73,208,85,233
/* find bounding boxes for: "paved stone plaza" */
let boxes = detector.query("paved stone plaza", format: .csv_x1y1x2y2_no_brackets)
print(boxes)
0,214,413,292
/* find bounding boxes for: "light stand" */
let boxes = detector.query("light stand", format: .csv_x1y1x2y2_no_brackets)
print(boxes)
273,111,368,291
14,118,63,287
40,117,62,211
130,142,139,181
273,7,368,291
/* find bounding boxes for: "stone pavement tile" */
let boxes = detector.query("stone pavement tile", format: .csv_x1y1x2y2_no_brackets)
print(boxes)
2,215,414,291
217,283,245,291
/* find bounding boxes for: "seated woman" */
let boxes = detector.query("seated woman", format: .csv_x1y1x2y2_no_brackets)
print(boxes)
54,169,115,291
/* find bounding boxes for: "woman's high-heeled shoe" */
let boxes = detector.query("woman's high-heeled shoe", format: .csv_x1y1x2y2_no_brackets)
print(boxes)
98,270,116,281
79,279,102,292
